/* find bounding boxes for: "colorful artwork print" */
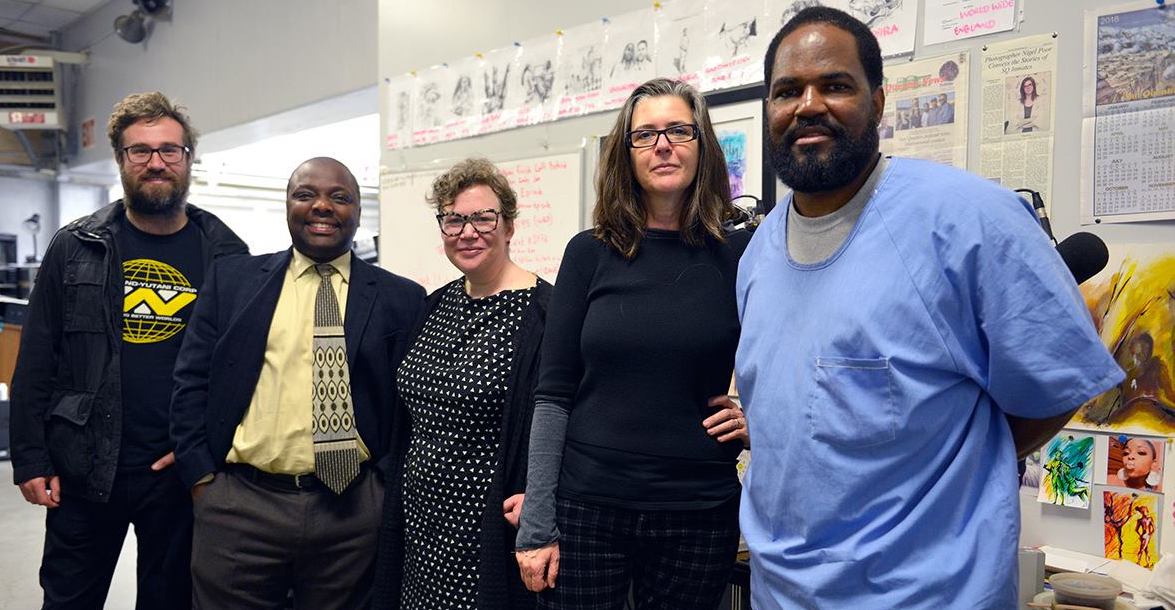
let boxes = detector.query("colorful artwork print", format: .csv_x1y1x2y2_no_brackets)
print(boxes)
1037,433,1094,509
717,130,748,198
1103,490,1159,569
1074,248,1175,435
1106,435,1165,492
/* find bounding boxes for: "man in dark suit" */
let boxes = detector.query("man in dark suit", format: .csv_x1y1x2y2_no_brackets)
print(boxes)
170,157,424,608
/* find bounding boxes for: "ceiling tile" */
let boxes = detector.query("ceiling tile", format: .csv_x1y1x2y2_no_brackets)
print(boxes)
0,1,35,21
5,18,52,37
17,3,84,30
39,0,110,14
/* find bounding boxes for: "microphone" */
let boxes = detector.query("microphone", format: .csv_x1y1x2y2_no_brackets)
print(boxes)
1015,188,1054,243
1055,232,1109,285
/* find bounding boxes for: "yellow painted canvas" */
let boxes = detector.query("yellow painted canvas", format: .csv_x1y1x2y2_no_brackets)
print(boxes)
1103,490,1159,569
1072,247,1175,435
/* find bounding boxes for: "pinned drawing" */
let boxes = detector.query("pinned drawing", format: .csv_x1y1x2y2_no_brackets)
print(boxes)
1073,246,1175,435
603,7,657,108
1037,433,1094,509
508,34,559,126
719,17,758,56
451,74,475,118
384,73,414,150
562,41,602,95
481,46,518,116
1103,490,1159,569
555,20,605,118
773,0,916,57
655,0,704,86
703,0,769,89
1106,434,1165,492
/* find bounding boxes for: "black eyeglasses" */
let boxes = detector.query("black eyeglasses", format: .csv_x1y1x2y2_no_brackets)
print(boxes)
625,124,700,148
436,208,501,236
121,144,190,165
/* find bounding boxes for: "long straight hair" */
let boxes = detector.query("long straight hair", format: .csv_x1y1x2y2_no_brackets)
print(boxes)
593,78,735,259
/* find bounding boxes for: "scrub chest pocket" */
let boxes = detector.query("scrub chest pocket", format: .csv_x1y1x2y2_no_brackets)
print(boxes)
807,356,897,447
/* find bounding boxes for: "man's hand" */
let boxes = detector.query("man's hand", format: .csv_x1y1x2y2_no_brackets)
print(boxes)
18,476,61,508
503,493,524,528
516,541,560,592
150,451,175,471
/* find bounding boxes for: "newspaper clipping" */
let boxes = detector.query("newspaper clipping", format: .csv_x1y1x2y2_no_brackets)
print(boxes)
880,53,969,168
1080,1,1175,224
980,34,1058,209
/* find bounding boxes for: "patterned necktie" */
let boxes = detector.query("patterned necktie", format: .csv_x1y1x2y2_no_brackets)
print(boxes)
312,263,360,493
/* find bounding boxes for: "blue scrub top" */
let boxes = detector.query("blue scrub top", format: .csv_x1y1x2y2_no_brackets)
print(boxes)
735,158,1123,609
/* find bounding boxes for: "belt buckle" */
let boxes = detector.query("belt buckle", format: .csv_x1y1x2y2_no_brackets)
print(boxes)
293,473,306,489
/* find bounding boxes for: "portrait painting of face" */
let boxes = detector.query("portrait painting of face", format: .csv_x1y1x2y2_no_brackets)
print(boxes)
1107,435,1165,492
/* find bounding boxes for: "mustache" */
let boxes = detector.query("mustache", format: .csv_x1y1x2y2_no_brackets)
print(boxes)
139,170,174,182
784,117,848,146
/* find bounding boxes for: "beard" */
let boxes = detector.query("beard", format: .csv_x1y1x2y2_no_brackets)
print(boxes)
121,170,189,216
768,114,880,194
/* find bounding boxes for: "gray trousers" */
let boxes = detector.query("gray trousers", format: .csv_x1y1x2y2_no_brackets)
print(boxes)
191,466,383,609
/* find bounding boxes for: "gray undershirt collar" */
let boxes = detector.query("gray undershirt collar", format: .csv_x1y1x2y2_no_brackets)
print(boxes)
786,155,889,265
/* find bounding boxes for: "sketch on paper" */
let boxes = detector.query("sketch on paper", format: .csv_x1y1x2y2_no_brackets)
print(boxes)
1104,490,1159,569
507,35,559,126
1107,434,1165,492
564,43,602,95
718,130,748,198
719,17,758,56
655,0,704,84
451,74,475,118
416,81,444,128
395,90,410,131
483,63,510,114
609,40,652,78
1037,433,1094,509
1073,247,1175,435
522,60,556,104
847,0,903,27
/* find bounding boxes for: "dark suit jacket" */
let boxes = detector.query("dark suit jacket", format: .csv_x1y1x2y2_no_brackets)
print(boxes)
170,249,425,489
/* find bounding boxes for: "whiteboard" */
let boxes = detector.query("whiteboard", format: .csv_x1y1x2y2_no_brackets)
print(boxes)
378,150,584,292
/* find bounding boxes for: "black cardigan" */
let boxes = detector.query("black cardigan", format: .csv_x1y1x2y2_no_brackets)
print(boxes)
373,277,551,610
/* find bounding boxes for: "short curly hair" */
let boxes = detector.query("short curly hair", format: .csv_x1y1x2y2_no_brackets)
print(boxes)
426,157,518,220
107,92,198,159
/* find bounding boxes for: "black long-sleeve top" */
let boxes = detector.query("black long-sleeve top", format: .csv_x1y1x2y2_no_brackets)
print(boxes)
536,228,749,510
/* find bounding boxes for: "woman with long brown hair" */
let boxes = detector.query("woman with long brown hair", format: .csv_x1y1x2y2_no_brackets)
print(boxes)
514,77,749,609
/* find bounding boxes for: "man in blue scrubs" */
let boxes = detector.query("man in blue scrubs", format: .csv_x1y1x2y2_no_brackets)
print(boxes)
735,7,1123,608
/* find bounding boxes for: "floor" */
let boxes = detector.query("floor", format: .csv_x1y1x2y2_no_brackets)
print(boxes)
0,460,138,609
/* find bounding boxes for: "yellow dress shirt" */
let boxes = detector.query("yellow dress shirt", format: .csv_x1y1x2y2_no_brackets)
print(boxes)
226,249,370,474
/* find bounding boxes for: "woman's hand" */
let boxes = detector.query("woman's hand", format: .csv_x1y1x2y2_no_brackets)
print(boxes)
703,395,749,446
516,541,560,592
503,493,525,528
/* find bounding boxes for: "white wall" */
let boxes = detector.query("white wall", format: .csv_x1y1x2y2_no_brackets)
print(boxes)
62,0,378,168
0,176,58,262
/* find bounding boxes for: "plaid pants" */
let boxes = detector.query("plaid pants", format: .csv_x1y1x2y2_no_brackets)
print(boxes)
538,496,740,610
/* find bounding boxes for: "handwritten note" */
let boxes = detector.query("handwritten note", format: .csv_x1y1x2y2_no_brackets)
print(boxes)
923,0,1017,46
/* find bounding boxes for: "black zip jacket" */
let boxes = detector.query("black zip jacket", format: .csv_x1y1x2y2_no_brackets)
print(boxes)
9,201,248,502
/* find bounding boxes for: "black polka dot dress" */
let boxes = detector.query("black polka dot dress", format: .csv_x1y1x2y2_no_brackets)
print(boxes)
397,280,534,610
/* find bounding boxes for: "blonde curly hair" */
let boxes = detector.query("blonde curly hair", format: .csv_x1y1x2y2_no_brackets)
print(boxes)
426,157,518,220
